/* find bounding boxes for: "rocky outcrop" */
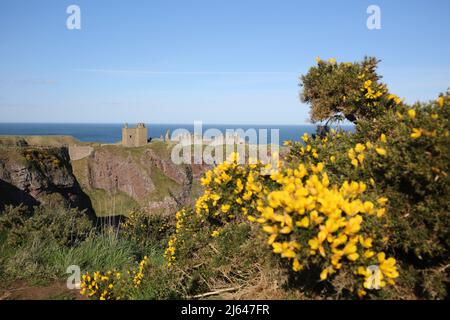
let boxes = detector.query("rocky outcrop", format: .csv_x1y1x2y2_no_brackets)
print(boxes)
85,147,156,201
143,149,189,185
71,143,212,216
0,146,93,215
0,140,212,217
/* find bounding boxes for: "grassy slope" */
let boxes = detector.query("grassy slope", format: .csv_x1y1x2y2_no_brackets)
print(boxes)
0,135,81,147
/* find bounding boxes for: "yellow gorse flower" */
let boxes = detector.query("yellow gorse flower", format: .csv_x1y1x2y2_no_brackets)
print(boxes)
410,128,423,139
302,133,309,143
408,109,416,119
375,148,387,156
221,204,231,213
355,143,366,153
211,230,220,238
388,94,402,105
80,256,149,300
248,162,395,294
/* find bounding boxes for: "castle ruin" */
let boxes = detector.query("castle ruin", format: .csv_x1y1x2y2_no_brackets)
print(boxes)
121,123,148,147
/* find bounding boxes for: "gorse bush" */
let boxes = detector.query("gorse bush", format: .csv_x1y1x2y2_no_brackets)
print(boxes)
300,56,401,123
162,59,449,299
121,209,174,248
164,153,398,298
164,154,278,267
285,90,450,298
257,163,397,298
80,256,149,300
165,210,285,299
0,205,31,246
0,204,92,247
355,96,449,260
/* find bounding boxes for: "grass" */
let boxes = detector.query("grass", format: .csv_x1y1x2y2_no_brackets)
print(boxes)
85,189,139,217
0,203,307,300
0,135,80,147
146,166,182,201
52,233,138,272
0,228,163,283
0,146,29,167
0,202,172,300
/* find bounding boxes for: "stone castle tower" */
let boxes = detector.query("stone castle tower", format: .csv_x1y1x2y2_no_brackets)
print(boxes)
121,123,148,147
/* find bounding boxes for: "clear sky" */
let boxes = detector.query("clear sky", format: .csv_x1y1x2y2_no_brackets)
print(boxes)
0,0,449,124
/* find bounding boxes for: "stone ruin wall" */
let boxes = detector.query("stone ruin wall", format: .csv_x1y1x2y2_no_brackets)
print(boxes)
68,145,94,161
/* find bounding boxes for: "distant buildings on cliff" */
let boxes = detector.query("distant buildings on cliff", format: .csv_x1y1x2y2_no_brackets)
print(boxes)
121,123,149,147
121,123,245,147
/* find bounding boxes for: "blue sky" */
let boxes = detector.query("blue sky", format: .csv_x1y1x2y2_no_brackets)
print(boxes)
0,0,449,124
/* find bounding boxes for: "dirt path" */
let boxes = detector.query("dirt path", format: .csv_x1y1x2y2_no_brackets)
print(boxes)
0,280,86,300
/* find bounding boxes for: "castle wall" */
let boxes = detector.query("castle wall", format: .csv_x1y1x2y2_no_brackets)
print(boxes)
121,124,148,147
122,127,136,146
68,145,94,161
135,126,148,146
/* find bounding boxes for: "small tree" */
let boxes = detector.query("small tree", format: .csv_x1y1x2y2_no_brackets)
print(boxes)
300,57,400,123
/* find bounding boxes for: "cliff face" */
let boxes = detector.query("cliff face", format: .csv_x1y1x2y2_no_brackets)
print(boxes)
71,142,210,216
0,146,93,215
0,139,210,218
86,147,157,200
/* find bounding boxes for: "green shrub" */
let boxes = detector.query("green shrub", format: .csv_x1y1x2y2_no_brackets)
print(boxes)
57,233,137,273
286,91,450,298
1,236,60,280
0,204,93,247
128,248,181,300
120,209,174,249
164,67,448,300
165,215,285,299
300,57,400,123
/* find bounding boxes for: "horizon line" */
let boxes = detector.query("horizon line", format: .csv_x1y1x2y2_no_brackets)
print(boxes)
0,121,324,126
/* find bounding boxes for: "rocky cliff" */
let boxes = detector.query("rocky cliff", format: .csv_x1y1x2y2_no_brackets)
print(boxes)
71,141,210,216
0,138,210,217
0,145,93,215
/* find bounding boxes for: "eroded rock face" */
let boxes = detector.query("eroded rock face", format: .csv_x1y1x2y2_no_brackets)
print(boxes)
74,144,212,215
191,163,211,179
0,147,93,214
0,140,214,217
143,149,189,185
82,147,212,201
86,148,156,201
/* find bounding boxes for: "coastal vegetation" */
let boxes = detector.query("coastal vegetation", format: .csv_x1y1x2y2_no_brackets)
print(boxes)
0,57,448,300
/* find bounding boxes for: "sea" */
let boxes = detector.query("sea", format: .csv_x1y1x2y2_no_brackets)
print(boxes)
0,123,354,144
